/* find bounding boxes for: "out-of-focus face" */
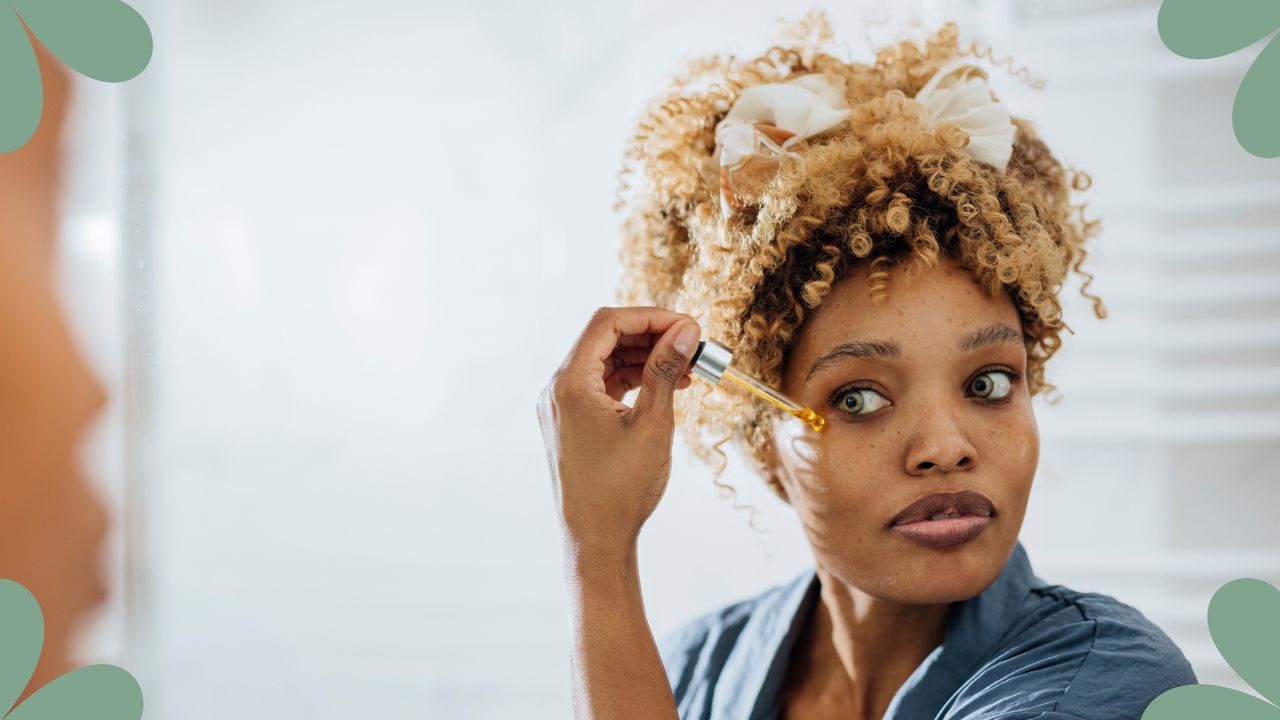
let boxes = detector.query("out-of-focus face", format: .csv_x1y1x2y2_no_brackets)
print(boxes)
0,39,111,688
767,255,1038,604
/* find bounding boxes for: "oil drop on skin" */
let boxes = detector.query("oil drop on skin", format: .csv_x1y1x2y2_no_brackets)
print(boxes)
688,338,826,432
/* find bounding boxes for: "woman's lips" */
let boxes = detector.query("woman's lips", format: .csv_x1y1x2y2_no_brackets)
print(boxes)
891,515,991,548
888,490,995,549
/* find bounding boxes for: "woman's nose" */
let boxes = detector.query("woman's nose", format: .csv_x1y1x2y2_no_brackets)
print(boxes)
904,403,977,475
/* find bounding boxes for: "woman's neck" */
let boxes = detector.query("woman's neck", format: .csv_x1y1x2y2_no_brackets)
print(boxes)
786,567,952,719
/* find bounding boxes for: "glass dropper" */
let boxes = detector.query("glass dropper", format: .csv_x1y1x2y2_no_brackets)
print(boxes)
687,338,826,432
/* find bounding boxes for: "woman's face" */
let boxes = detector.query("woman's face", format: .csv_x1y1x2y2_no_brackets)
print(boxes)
767,256,1037,604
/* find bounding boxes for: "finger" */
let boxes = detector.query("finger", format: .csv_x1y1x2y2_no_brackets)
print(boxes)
618,332,656,349
605,364,693,401
606,347,653,373
604,366,643,401
566,306,694,382
631,320,701,422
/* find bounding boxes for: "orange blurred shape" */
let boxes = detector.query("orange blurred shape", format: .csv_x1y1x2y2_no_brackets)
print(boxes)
0,34,112,702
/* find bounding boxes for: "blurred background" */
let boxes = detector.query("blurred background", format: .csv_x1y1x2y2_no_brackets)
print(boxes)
55,0,1279,717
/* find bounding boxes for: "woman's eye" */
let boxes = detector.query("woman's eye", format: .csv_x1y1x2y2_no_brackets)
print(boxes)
833,387,891,416
968,370,1014,400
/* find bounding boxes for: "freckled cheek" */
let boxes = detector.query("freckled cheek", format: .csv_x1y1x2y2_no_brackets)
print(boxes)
782,429,888,526
982,406,1040,499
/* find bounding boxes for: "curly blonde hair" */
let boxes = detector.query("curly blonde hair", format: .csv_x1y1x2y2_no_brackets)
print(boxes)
614,12,1106,513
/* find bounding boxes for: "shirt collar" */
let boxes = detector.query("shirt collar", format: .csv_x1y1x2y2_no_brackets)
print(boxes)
711,540,1044,720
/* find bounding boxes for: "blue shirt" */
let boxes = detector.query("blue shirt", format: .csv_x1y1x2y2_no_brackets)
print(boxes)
658,541,1197,719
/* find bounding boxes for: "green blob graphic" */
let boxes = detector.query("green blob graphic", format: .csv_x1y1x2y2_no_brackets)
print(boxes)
5,666,142,720
10,0,152,82
0,579,143,719
1209,578,1280,707
1142,578,1280,720
1158,0,1280,158
0,0,152,153
1158,0,1280,59
0,7,43,153
1145,684,1280,720
0,579,44,716
1235,34,1280,158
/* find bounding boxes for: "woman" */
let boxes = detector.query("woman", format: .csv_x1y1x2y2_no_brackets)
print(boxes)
536,15,1195,720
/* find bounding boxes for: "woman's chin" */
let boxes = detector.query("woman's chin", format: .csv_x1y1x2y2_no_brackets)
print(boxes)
902,539,1011,602
828,536,1011,605
900,572,998,604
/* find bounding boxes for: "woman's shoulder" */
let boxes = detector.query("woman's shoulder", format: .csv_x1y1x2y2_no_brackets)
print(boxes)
947,581,1198,720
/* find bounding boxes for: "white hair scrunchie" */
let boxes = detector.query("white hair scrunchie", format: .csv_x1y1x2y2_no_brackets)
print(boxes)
710,60,1017,216
912,58,1017,172
712,73,852,217
715,73,852,168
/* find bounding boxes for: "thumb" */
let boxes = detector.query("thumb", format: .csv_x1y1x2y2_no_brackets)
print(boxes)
631,321,701,423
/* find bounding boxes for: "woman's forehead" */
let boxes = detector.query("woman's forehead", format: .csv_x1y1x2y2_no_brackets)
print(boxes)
783,262,1023,378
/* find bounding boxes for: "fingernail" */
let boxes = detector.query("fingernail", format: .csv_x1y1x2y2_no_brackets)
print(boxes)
674,324,700,356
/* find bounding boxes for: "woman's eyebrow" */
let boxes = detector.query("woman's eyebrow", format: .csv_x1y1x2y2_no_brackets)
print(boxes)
961,322,1023,352
804,339,901,382
804,323,1022,382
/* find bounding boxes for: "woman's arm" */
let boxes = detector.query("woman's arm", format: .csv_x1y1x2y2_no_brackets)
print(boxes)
564,542,674,720
537,306,702,720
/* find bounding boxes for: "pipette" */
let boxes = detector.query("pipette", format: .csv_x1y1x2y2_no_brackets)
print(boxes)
688,338,826,432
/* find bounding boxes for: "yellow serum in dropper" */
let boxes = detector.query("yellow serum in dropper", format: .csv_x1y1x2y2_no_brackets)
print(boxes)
687,338,826,432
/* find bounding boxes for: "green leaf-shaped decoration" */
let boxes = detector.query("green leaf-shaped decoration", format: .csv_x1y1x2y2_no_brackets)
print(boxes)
5,665,142,720
1143,578,1280,720
1210,578,1280,707
0,579,143,720
0,6,44,153
1145,684,1280,720
0,0,152,153
0,579,44,715
1158,0,1280,158
1158,0,1280,59
9,0,152,82
1235,34,1280,159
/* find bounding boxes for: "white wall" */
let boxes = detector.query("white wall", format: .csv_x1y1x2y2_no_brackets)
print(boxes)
50,0,1280,717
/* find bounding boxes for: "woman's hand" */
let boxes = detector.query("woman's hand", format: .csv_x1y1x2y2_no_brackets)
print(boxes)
537,306,698,720
537,306,701,558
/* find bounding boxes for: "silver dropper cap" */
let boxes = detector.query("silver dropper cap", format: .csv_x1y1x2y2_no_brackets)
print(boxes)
689,338,733,385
